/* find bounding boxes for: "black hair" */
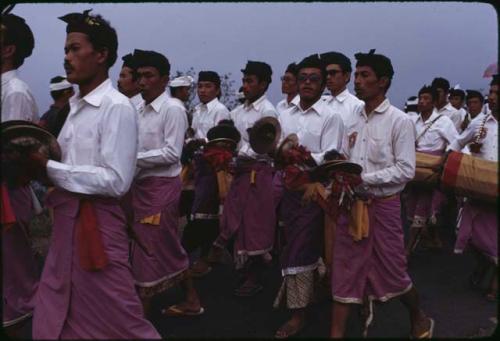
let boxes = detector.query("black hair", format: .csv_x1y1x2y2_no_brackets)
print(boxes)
431,77,450,92
418,85,438,102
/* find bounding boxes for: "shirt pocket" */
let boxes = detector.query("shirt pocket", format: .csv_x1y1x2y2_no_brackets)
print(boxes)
73,128,96,161
299,126,322,152
367,137,390,164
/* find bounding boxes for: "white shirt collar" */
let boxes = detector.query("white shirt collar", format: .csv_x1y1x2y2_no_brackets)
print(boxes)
416,110,439,124
72,78,113,108
1,70,18,86
146,92,168,113
201,97,219,112
331,88,349,103
361,98,391,116
244,94,267,111
295,97,324,116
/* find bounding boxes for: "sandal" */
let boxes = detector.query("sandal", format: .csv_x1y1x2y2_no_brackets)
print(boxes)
411,317,434,339
162,304,205,317
275,319,305,339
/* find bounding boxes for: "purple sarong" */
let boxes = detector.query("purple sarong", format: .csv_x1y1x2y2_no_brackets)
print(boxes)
33,189,160,339
332,195,413,304
217,159,276,257
130,176,189,296
454,200,497,264
3,185,39,327
406,150,447,224
279,189,323,275
191,154,219,215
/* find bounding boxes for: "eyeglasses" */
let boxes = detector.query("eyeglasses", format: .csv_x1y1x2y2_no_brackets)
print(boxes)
326,69,343,76
297,74,322,83
280,76,295,82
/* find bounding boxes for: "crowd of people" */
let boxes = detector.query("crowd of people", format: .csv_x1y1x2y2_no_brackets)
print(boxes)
1,8,497,339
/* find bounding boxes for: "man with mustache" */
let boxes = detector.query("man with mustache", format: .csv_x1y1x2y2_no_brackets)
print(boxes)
1,10,41,337
331,50,434,338
28,10,160,339
117,52,142,110
319,51,364,127
273,54,344,338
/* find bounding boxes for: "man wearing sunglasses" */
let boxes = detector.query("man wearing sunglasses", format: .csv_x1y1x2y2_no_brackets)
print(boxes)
274,54,344,338
319,51,363,126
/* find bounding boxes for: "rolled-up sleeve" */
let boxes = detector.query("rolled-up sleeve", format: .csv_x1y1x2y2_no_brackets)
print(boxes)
311,113,345,164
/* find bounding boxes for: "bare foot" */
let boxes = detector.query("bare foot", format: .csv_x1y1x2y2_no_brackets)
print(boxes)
275,317,305,339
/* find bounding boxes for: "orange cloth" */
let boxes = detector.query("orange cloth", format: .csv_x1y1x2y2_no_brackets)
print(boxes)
216,170,232,201
139,213,161,225
348,199,371,241
76,200,109,271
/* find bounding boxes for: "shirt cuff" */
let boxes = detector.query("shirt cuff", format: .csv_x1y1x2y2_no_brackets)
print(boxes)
46,159,71,186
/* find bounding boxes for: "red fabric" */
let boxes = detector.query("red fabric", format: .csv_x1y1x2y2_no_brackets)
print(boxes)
282,145,313,165
203,146,233,171
283,165,310,189
76,199,109,271
1,182,17,230
441,151,462,191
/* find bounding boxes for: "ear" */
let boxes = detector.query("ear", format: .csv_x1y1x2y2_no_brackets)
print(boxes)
95,47,109,66
160,74,169,87
379,76,389,90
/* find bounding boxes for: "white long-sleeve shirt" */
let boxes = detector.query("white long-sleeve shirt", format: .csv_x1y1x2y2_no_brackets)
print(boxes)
191,98,230,139
135,94,188,179
1,70,39,123
46,79,138,197
449,113,498,162
343,99,416,198
435,102,462,132
412,111,458,152
229,94,278,158
279,97,344,164
323,88,364,129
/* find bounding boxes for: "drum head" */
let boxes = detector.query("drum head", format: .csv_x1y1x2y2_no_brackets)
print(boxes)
2,124,61,161
313,160,363,178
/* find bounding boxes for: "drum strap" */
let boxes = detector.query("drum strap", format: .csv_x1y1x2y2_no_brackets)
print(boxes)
415,114,444,146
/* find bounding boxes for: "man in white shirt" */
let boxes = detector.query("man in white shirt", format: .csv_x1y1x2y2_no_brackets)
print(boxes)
1,12,38,123
212,60,278,297
331,50,433,338
273,54,344,339
431,77,462,131
128,50,203,317
461,90,485,132
1,11,40,336
27,11,160,339
405,85,458,255
276,62,299,116
449,75,498,301
182,71,230,277
449,88,467,132
319,51,364,127
39,76,74,137
117,53,142,110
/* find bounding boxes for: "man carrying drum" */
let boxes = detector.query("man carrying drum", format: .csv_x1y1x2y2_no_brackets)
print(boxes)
448,74,498,301
405,85,458,255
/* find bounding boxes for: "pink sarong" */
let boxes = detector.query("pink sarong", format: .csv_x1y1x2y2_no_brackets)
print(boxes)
32,189,160,339
130,176,189,297
332,195,413,303
2,185,39,327
216,159,276,263
454,200,497,264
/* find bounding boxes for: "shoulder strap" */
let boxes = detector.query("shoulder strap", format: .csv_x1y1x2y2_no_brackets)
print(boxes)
415,114,444,144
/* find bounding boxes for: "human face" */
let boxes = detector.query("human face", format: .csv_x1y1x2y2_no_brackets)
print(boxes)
354,66,386,101
176,86,191,102
197,81,219,104
64,32,107,85
434,88,447,107
417,93,434,114
281,72,297,95
137,66,168,103
466,97,483,116
488,84,498,115
242,74,267,102
449,95,464,110
118,66,139,97
297,67,324,102
326,64,349,95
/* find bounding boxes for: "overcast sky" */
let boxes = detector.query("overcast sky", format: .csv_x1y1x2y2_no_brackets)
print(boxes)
10,2,498,113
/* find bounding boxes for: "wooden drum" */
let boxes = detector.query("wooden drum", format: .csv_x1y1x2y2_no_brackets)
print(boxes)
441,151,498,203
411,152,445,186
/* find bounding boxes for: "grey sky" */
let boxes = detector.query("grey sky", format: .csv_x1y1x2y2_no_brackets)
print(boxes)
11,2,498,113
